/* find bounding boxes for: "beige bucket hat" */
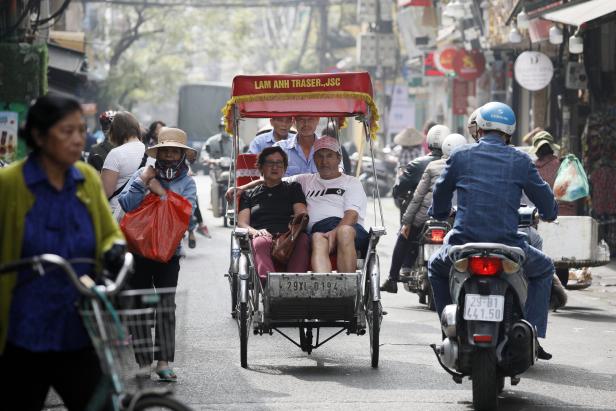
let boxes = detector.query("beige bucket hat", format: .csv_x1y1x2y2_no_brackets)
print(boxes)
529,131,561,154
146,127,196,158
393,127,423,147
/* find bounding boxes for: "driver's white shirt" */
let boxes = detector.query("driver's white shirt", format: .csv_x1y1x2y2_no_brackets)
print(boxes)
286,173,367,231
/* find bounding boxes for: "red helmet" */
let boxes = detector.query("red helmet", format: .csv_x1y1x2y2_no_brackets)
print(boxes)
99,110,116,131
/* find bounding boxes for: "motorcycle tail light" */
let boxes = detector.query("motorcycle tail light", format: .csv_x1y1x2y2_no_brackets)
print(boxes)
473,334,493,343
468,256,502,276
427,229,446,243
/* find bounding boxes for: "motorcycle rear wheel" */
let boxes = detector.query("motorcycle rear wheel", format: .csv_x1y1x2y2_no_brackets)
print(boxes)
471,349,499,411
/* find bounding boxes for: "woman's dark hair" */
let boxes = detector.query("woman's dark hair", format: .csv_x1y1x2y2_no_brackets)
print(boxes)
22,95,82,151
256,146,288,170
536,143,554,158
145,120,166,146
109,111,141,146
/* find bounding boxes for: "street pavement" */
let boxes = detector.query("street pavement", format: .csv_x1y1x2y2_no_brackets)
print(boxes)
46,175,616,410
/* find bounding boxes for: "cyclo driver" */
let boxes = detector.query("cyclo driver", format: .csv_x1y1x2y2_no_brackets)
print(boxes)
427,102,558,360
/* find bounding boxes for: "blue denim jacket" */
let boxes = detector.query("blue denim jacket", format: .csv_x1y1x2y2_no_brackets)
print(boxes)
119,168,197,254
429,134,558,248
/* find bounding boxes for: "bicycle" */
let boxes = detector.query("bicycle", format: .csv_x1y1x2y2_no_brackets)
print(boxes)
0,253,192,411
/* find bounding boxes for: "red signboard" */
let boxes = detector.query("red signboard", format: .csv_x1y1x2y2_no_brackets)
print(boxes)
452,79,469,115
453,50,486,81
424,52,445,77
398,0,432,6
435,47,457,74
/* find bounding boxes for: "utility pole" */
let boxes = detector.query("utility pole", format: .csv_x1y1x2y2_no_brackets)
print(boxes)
316,0,328,72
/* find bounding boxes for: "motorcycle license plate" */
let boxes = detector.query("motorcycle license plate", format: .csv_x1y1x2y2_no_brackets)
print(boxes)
423,243,442,259
463,294,504,322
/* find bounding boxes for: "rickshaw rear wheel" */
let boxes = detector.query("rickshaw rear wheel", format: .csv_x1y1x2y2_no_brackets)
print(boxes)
240,302,248,368
369,300,381,368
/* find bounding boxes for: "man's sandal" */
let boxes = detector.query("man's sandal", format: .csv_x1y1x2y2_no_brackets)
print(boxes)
155,368,177,382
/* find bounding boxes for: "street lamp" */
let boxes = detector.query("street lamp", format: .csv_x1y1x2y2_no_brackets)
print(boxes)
516,9,529,30
508,26,522,44
569,31,584,54
549,25,563,45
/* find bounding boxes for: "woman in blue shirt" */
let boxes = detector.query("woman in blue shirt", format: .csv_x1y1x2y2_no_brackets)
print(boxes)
0,96,124,410
119,127,197,382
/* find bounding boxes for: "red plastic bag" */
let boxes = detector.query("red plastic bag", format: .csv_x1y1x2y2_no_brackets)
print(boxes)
120,192,192,262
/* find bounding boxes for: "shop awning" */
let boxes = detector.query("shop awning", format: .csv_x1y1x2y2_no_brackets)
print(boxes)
542,0,616,26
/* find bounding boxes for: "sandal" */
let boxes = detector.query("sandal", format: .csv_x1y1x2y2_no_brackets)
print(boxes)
155,367,177,382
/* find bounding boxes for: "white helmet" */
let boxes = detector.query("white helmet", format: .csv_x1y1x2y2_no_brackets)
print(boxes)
467,108,480,141
442,133,467,157
426,125,451,150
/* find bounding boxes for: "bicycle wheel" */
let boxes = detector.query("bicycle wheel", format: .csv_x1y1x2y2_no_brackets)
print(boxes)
230,274,238,319
239,301,248,368
133,394,192,411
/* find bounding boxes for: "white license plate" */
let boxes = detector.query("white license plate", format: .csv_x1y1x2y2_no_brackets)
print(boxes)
463,294,505,322
423,243,442,259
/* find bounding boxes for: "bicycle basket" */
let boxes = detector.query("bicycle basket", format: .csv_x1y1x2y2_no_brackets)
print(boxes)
79,287,186,379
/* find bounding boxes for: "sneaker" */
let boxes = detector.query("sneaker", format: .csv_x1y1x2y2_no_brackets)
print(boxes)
537,344,552,361
380,278,398,293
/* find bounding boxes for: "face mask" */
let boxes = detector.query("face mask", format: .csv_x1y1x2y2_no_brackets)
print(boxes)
155,153,188,181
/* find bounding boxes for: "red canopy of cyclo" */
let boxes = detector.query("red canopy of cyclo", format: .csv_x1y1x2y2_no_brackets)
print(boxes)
223,72,379,138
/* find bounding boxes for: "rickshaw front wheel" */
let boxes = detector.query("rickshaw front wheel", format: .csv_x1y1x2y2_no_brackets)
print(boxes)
368,300,381,368
240,302,248,368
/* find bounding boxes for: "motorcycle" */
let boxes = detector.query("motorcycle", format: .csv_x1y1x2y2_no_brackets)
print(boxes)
431,206,538,411
351,152,397,198
400,219,451,311
209,156,232,227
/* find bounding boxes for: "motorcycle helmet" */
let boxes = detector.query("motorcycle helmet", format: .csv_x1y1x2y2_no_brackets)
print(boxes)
467,108,480,141
475,102,516,136
442,133,468,157
99,110,116,132
426,125,451,150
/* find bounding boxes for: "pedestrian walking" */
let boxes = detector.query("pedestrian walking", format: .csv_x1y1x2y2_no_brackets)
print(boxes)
0,96,125,410
118,127,197,381
101,111,152,221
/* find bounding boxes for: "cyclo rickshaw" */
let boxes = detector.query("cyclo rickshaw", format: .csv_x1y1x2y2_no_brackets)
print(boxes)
223,72,386,368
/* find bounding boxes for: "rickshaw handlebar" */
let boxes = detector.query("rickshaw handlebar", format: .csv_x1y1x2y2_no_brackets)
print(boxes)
0,253,134,298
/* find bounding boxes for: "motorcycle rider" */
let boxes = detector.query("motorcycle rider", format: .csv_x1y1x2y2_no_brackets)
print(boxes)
87,111,116,171
204,116,233,160
427,102,558,360
205,117,234,223
392,125,450,222
382,124,450,292
381,133,466,293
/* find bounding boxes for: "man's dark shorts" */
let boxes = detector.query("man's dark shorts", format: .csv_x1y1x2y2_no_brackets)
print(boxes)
310,216,370,257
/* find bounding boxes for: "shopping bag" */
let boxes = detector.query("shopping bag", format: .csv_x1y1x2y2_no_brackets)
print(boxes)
120,192,192,262
553,154,590,202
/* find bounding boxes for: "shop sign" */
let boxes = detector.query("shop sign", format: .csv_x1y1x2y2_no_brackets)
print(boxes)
0,111,18,162
453,50,486,81
514,51,554,91
434,47,457,74
398,0,432,6
424,52,445,77
452,79,469,115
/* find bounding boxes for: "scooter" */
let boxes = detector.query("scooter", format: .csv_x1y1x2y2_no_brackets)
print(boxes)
209,156,232,227
431,206,539,411
400,219,451,311
351,153,397,198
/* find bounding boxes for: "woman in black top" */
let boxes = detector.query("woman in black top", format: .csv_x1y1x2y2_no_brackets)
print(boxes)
238,146,309,283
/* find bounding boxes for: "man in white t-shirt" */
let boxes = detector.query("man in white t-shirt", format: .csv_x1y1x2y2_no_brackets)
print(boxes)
288,136,368,273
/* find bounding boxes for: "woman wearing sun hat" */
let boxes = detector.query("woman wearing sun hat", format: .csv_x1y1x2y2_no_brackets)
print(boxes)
393,127,424,169
118,127,197,382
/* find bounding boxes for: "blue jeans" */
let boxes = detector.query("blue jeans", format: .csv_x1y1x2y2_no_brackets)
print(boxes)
311,217,370,257
428,242,553,338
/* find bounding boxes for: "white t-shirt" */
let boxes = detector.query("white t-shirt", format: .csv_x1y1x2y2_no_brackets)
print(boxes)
102,141,154,219
287,173,367,230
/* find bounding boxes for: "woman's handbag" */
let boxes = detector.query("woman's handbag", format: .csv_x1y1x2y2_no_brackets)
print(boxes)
120,191,192,262
271,213,309,265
